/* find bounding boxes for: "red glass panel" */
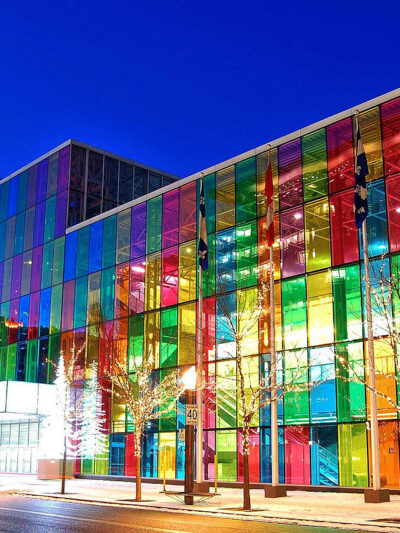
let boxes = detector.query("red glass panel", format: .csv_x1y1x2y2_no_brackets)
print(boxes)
278,139,302,210
8,299,19,344
162,190,179,248
161,247,178,307
179,182,197,243
28,291,40,339
284,426,310,485
73,328,86,381
125,433,137,476
330,190,359,264
280,207,305,278
129,259,145,314
115,262,130,318
61,280,75,332
381,97,400,177
238,428,260,482
327,118,354,193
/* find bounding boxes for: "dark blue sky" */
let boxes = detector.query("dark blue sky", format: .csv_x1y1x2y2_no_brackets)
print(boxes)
1,1,399,178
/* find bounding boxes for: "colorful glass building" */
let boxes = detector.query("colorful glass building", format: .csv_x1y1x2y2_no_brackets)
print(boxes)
1,89,400,488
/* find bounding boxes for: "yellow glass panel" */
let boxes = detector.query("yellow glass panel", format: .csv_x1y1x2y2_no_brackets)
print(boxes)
178,240,196,303
216,165,235,231
158,432,176,479
305,198,331,272
355,106,383,182
237,355,259,427
145,252,161,311
307,270,334,345
237,287,258,356
256,148,279,217
366,339,397,419
178,302,196,365
144,311,160,368
111,384,125,433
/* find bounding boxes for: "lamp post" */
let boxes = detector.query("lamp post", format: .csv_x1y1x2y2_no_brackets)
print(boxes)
182,366,196,505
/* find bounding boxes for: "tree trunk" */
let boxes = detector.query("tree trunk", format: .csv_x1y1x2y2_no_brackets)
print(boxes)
61,436,67,495
243,450,251,511
136,454,142,502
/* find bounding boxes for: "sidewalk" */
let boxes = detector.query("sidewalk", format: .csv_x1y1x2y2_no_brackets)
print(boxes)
1,474,400,531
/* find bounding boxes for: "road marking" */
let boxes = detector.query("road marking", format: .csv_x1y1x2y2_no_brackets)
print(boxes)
0,505,182,532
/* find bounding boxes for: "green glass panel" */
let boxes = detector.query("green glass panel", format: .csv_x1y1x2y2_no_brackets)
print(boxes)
236,220,257,289
302,128,328,202
26,340,38,383
146,196,162,254
43,196,56,243
116,209,131,265
282,276,307,349
6,345,17,380
201,232,215,297
305,199,331,272
160,307,177,368
336,342,366,423
338,423,368,487
0,347,7,380
216,360,237,428
0,302,10,347
50,284,62,335
14,212,25,255
74,276,88,328
235,157,256,224
95,435,109,475
81,459,94,474
52,237,65,286
128,314,144,371
101,267,115,322
102,215,117,269
333,265,362,342
159,368,176,431
76,226,90,278
41,241,54,289
216,430,237,481
47,335,60,383
284,349,309,424
17,170,28,213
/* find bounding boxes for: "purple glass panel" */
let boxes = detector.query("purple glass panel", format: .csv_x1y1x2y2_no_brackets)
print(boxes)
162,190,179,249
55,190,68,239
130,203,146,259
58,146,70,193
11,254,23,299
36,159,48,204
278,139,303,210
0,262,3,303
61,280,75,332
33,201,45,247
281,207,305,278
27,165,38,209
327,118,354,194
30,246,43,293
129,258,145,314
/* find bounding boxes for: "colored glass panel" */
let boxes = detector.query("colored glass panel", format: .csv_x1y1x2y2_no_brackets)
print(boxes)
236,157,256,223
280,207,305,278
284,349,309,424
178,240,196,303
116,209,131,265
256,148,279,218
216,228,236,293
284,426,310,484
115,263,129,318
179,182,197,243
178,302,196,365
332,265,362,342
146,196,162,254
309,346,336,423
236,220,257,289
216,165,235,231
216,430,237,482
129,258,145,315
282,276,307,350
338,423,368,487
302,128,328,202
307,270,333,346
161,247,178,307
336,341,366,423
101,267,115,322
330,190,359,265
355,106,383,182
145,252,161,311
305,198,331,272
216,360,236,428
310,425,339,486
278,139,302,210
76,226,90,278
130,203,146,259
89,221,103,273
162,190,179,248
327,117,354,194
160,307,177,368
386,175,400,252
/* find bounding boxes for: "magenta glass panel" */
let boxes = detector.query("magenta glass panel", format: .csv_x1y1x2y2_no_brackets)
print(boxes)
30,246,43,293
33,201,45,247
161,246,178,307
179,182,197,243
58,146,70,192
36,159,48,204
54,190,68,239
284,426,310,485
203,362,215,429
61,280,75,332
238,429,260,482
8,299,19,344
281,207,305,278
278,139,303,210
11,254,22,300
382,97,400,177
130,203,146,259
129,258,145,314
330,190,359,265
28,291,40,339
162,190,179,249
386,175,400,252
27,165,38,209
327,118,354,194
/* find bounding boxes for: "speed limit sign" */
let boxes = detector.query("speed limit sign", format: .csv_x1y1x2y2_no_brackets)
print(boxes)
185,404,198,426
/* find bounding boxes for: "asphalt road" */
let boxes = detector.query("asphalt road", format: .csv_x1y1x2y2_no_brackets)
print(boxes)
0,495,360,533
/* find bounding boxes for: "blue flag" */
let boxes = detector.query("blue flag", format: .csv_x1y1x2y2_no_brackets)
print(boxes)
198,180,208,270
353,122,369,228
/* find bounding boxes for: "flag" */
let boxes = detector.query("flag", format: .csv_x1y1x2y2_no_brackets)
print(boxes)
265,156,275,247
353,122,369,228
198,179,208,270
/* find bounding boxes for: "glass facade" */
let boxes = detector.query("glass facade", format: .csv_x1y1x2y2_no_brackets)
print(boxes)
1,93,400,487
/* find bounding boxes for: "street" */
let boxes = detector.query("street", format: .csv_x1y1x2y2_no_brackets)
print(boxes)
0,495,359,533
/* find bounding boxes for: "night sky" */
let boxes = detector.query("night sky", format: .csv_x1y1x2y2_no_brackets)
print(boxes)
1,0,399,178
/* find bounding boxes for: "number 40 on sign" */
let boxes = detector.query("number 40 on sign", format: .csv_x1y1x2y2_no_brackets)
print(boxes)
185,404,198,425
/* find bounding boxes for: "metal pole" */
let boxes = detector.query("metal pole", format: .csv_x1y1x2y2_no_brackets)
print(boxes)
362,220,381,491
269,245,279,487
184,388,195,504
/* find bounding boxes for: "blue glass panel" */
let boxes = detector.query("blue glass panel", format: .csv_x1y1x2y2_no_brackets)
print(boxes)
260,353,284,426
89,221,103,273
7,176,18,218
0,181,9,222
309,347,337,423
216,228,236,293
16,342,27,381
18,294,30,342
142,432,158,477
64,232,77,282
176,432,185,480
39,289,51,337
359,179,388,257
38,337,49,383
109,434,125,476
17,170,28,214
310,425,339,486
260,427,285,483
0,221,6,262
76,226,90,278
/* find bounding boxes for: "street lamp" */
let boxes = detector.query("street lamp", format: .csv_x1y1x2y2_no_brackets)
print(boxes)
182,366,196,505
